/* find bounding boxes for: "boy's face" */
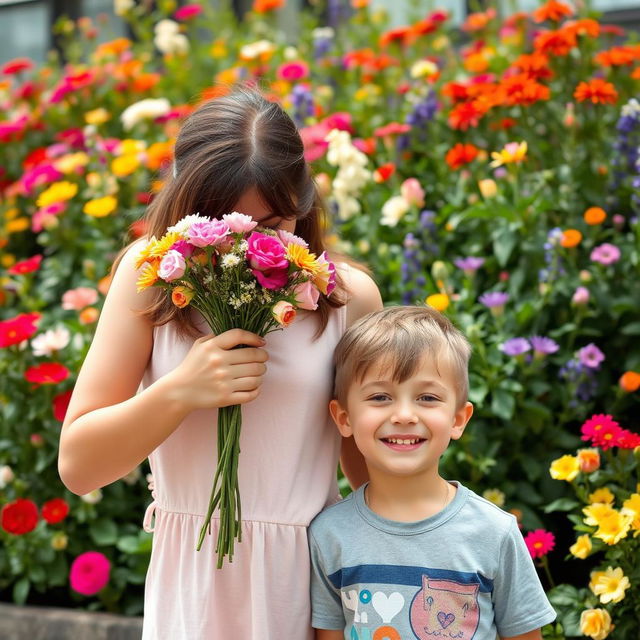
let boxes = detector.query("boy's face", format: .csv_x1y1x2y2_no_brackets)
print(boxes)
330,354,473,482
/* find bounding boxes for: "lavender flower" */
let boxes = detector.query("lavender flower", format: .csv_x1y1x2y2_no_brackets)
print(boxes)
559,358,598,405
590,243,621,265
312,27,334,59
290,85,315,127
499,338,531,356
454,256,485,275
530,336,559,357
479,291,509,308
578,343,605,369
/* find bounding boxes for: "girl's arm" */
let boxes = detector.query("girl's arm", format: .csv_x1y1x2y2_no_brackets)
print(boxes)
58,244,268,495
502,630,543,640
339,265,383,489
315,630,344,640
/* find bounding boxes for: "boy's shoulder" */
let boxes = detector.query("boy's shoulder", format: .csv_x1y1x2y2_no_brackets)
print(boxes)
460,484,519,535
309,490,359,537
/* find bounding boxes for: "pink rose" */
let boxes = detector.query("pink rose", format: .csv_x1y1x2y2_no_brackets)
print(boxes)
246,232,289,290
272,300,296,326
277,229,308,248
70,551,111,596
222,211,257,233
400,178,425,207
159,249,186,281
293,280,320,310
170,239,194,258
187,219,230,247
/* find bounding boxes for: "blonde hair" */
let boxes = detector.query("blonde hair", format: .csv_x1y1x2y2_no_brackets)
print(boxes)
333,306,471,408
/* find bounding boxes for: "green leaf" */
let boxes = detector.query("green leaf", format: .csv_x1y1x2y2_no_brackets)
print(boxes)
13,577,30,605
621,321,640,335
547,583,581,607
491,388,515,420
492,226,518,267
544,498,580,513
90,518,119,546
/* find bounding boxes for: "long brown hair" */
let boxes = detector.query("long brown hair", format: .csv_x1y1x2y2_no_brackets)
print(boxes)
134,87,349,336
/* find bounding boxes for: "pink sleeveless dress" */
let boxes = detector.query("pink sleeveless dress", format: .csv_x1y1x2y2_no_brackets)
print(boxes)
140,305,345,639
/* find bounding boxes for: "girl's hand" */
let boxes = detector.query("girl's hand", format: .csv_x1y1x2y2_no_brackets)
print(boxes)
169,329,268,410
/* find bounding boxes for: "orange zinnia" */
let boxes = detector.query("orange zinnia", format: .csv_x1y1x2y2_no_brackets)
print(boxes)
533,0,573,23
253,0,284,12
574,78,618,104
619,371,640,392
565,18,600,38
583,207,607,225
594,46,637,67
462,8,496,32
498,73,551,107
560,229,582,248
445,143,479,170
448,101,485,130
379,26,413,48
534,29,577,56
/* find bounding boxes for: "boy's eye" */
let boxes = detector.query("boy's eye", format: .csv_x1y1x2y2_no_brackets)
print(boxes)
418,394,439,402
368,394,390,402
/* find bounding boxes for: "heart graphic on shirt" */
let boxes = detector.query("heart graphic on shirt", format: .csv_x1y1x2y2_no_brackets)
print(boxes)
437,611,455,628
372,591,404,623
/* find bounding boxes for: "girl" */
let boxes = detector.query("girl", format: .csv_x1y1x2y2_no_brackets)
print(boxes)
58,87,382,639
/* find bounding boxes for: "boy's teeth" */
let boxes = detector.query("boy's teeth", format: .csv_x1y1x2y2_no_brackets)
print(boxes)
388,438,419,444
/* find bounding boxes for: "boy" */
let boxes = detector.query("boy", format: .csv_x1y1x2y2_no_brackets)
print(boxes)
309,306,556,640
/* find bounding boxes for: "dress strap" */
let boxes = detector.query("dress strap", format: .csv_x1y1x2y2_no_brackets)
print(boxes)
143,472,157,533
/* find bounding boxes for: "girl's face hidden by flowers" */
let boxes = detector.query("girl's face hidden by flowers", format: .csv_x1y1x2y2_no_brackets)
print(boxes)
233,187,297,234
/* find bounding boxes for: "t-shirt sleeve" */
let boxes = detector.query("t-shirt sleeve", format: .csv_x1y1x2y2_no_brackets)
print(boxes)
308,527,345,631
492,517,557,637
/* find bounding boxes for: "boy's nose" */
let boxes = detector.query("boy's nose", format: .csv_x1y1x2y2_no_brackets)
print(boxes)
391,403,418,425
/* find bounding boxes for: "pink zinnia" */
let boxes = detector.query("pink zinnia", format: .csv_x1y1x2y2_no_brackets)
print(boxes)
580,414,620,449
277,61,309,82
174,4,203,19
62,286,98,311
524,529,555,559
590,243,621,265
69,551,111,596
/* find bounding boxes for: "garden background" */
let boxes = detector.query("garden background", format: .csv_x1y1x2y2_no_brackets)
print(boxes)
1,0,640,638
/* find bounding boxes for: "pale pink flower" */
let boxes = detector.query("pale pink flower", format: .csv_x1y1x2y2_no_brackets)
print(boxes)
293,280,320,310
32,327,71,357
572,286,590,305
222,211,257,233
61,287,98,311
272,300,296,326
277,229,308,248
187,219,230,247
69,551,111,596
400,178,425,207
159,250,186,281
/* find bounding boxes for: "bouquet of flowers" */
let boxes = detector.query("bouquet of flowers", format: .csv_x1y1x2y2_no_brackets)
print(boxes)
135,211,336,567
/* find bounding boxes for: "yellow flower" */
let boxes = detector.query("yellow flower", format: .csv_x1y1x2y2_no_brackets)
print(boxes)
569,534,592,559
54,152,90,174
84,107,111,125
1,254,15,267
4,207,19,220
589,488,615,505
482,488,505,507
590,566,630,604
136,262,160,292
583,503,615,526
286,243,319,273
478,179,497,198
134,238,158,269
119,139,146,155
83,196,117,218
425,294,450,312
490,141,528,168
5,217,30,233
580,608,613,640
594,510,633,545
410,59,438,79
549,454,580,482
149,231,182,259
621,493,640,535
210,39,227,58
36,181,78,208
111,154,140,177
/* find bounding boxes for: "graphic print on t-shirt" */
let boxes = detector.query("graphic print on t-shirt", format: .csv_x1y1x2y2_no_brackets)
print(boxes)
328,565,489,640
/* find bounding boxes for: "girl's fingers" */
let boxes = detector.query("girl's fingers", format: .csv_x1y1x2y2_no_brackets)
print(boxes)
230,376,264,392
214,329,265,350
226,347,268,365
229,362,267,379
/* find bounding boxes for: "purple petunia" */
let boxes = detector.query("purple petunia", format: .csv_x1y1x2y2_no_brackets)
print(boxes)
530,336,560,356
454,257,485,274
590,243,621,265
499,338,531,356
578,343,605,369
479,291,510,308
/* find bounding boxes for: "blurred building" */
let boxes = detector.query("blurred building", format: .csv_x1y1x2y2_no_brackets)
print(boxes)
1,0,639,66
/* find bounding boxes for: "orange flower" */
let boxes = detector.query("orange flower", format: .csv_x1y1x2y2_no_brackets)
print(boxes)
566,18,600,39
498,73,551,107
373,163,396,183
632,67,640,80
577,449,600,473
445,143,479,170
574,78,618,104
379,26,413,48
351,0,369,8
594,46,638,67
253,0,284,12
94,37,132,58
533,0,573,23
448,101,485,130
133,73,162,92
534,28,577,56
511,52,552,80
560,229,582,248
583,207,607,225
171,286,195,309
462,8,496,32
272,300,296,326
619,371,640,392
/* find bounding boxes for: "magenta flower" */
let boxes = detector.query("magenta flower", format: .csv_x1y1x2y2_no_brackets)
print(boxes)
530,336,559,356
454,257,485,275
246,232,289,290
578,343,605,369
580,414,621,450
524,529,555,559
499,337,531,356
174,4,203,20
69,551,111,596
590,243,621,265
479,291,509,308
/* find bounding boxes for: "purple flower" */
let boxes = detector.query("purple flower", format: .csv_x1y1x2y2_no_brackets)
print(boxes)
578,343,605,369
590,243,621,265
499,338,531,356
479,291,510,308
454,257,485,274
530,336,559,356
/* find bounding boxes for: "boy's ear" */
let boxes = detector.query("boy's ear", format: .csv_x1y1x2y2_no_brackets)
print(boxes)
329,399,353,438
450,402,473,441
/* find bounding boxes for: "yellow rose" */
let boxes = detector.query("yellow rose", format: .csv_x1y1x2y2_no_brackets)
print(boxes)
272,300,296,327
171,286,195,309
569,534,592,559
580,608,613,640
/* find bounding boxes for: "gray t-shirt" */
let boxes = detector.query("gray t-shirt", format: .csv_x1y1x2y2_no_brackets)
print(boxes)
309,482,556,639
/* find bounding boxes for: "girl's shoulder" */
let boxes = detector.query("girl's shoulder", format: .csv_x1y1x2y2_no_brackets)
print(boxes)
335,262,383,328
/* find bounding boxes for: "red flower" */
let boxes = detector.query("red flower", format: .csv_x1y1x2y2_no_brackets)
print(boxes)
532,0,573,23
8,254,42,275
445,143,479,170
574,78,618,104
24,362,70,385
0,312,41,348
373,163,396,182
42,498,70,524
252,0,284,13
373,122,411,137
1,498,39,535
534,29,577,57
524,529,555,559
580,414,621,450
2,57,34,75
379,26,413,48
448,101,485,130
53,389,73,421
